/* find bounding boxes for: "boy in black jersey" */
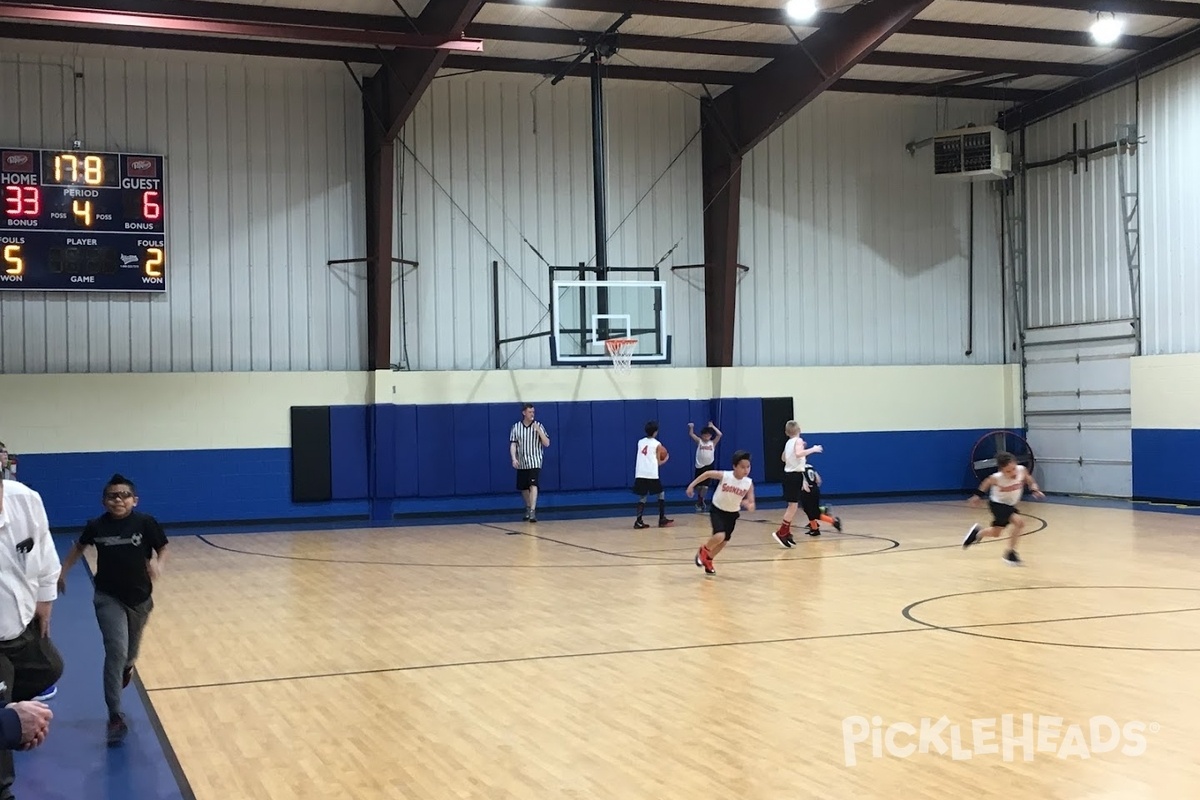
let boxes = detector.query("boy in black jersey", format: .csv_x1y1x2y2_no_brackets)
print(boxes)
58,474,168,745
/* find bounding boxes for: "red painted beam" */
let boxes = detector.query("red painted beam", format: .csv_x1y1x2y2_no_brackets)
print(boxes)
714,0,936,156
0,2,482,49
697,0,934,368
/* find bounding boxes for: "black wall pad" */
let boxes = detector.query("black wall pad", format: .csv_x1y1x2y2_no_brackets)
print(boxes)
760,396,796,484
291,406,332,503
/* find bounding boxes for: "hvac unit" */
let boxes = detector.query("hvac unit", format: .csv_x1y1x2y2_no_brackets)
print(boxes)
933,125,1011,180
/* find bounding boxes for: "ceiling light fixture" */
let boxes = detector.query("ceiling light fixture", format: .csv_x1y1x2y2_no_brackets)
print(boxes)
1090,12,1124,46
785,0,818,23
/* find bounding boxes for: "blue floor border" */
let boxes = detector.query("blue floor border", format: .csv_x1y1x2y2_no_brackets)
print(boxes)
16,536,193,800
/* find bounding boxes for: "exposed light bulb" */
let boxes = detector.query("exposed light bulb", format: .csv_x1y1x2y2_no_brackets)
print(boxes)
1090,13,1124,45
785,0,819,23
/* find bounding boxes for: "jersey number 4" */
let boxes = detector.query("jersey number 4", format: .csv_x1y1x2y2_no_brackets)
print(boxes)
641,445,649,455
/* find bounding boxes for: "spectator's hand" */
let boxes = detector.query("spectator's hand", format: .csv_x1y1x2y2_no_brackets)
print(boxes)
8,701,52,749
33,602,51,637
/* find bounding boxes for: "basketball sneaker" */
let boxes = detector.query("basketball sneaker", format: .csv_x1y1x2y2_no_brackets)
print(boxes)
635,519,650,529
962,523,981,548
833,516,843,532
658,517,674,527
106,713,128,746
1003,549,1023,566
772,530,792,549
696,546,715,575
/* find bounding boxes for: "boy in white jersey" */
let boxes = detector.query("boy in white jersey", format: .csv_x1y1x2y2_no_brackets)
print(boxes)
962,451,1043,565
632,421,674,529
687,450,756,576
773,421,839,547
686,421,723,512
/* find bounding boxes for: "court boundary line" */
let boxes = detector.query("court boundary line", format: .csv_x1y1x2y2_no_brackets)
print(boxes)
903,585,1200,652
144,591,1200,693
77,548,198,800
191,512,1045,568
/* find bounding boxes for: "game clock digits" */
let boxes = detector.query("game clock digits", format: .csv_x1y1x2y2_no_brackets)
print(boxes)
1,148,167,293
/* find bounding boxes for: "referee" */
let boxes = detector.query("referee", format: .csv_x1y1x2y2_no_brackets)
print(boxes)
509,403,550,523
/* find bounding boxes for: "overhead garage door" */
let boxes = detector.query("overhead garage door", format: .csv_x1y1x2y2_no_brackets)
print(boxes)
1022,319,1136,498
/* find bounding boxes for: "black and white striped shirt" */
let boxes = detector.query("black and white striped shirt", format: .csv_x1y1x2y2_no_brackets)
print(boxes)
510,421,545,469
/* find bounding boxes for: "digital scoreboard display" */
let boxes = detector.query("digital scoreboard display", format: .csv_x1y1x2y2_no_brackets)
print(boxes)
1,148,167,293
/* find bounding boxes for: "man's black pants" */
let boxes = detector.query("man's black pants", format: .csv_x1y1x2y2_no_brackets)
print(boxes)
0,621,64,798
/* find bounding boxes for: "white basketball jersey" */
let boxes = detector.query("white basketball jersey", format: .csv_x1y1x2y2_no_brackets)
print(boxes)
695,440,715,469
782,436,807,472
989,465,1027,506
712,471,753,513
635,437,661,479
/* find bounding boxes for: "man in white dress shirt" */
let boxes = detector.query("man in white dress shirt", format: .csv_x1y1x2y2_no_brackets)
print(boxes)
0,477,64,798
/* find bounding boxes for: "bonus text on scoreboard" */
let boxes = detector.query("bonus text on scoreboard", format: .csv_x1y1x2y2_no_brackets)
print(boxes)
1,148,168,293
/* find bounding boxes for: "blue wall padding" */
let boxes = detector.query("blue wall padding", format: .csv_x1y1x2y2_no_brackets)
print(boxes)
370,403,397,499
452,404,492,496
808,429,985,495
556,402,594,491
20,391,1020,527
589,401,627,489
329,405,369,500
1133,429,1199,503
415,404,455,497
392,404,419,497
18,449,368,527
533,403,561,493
654,399,693,486
488,404,518,494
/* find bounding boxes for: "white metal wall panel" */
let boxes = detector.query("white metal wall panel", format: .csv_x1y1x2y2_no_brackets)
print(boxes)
1022,320,1135,498
1141,55,1200,356
0,46,366,373
736,93,1007,366
1024,85,1137,330
392,73,704,371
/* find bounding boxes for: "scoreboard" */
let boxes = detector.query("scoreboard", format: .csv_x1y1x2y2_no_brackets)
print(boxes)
1,148,167,293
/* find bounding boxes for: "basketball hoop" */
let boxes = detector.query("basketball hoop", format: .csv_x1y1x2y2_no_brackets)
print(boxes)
603,338,638,374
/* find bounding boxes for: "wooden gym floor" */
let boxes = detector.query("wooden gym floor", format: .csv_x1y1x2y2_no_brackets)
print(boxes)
131,499,1200,799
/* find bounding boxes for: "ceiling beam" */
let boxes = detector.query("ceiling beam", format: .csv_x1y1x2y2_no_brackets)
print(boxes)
970,0,1200,19
6,0,415,32
485,0,1165,49
375,0,485,141
0,1,479,50
467,22,1101,77
999,22,1200,129
710,0,936,157
440,55,1045,100
0,20,384,61
443,54,744,85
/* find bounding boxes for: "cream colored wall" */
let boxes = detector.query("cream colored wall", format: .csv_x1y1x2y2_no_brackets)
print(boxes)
0,364,1020,455
0,372,371,454
1131,354,1200,429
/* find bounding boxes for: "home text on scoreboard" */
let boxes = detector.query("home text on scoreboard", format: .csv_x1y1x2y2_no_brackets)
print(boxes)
1,148,167,293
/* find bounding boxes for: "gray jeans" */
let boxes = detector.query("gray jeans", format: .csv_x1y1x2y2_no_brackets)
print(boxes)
94,590,154,717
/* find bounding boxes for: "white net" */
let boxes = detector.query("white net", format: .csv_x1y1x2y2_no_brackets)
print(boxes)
603,338,638,374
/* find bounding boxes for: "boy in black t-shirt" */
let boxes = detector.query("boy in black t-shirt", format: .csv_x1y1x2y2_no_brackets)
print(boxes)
58,474,168,745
